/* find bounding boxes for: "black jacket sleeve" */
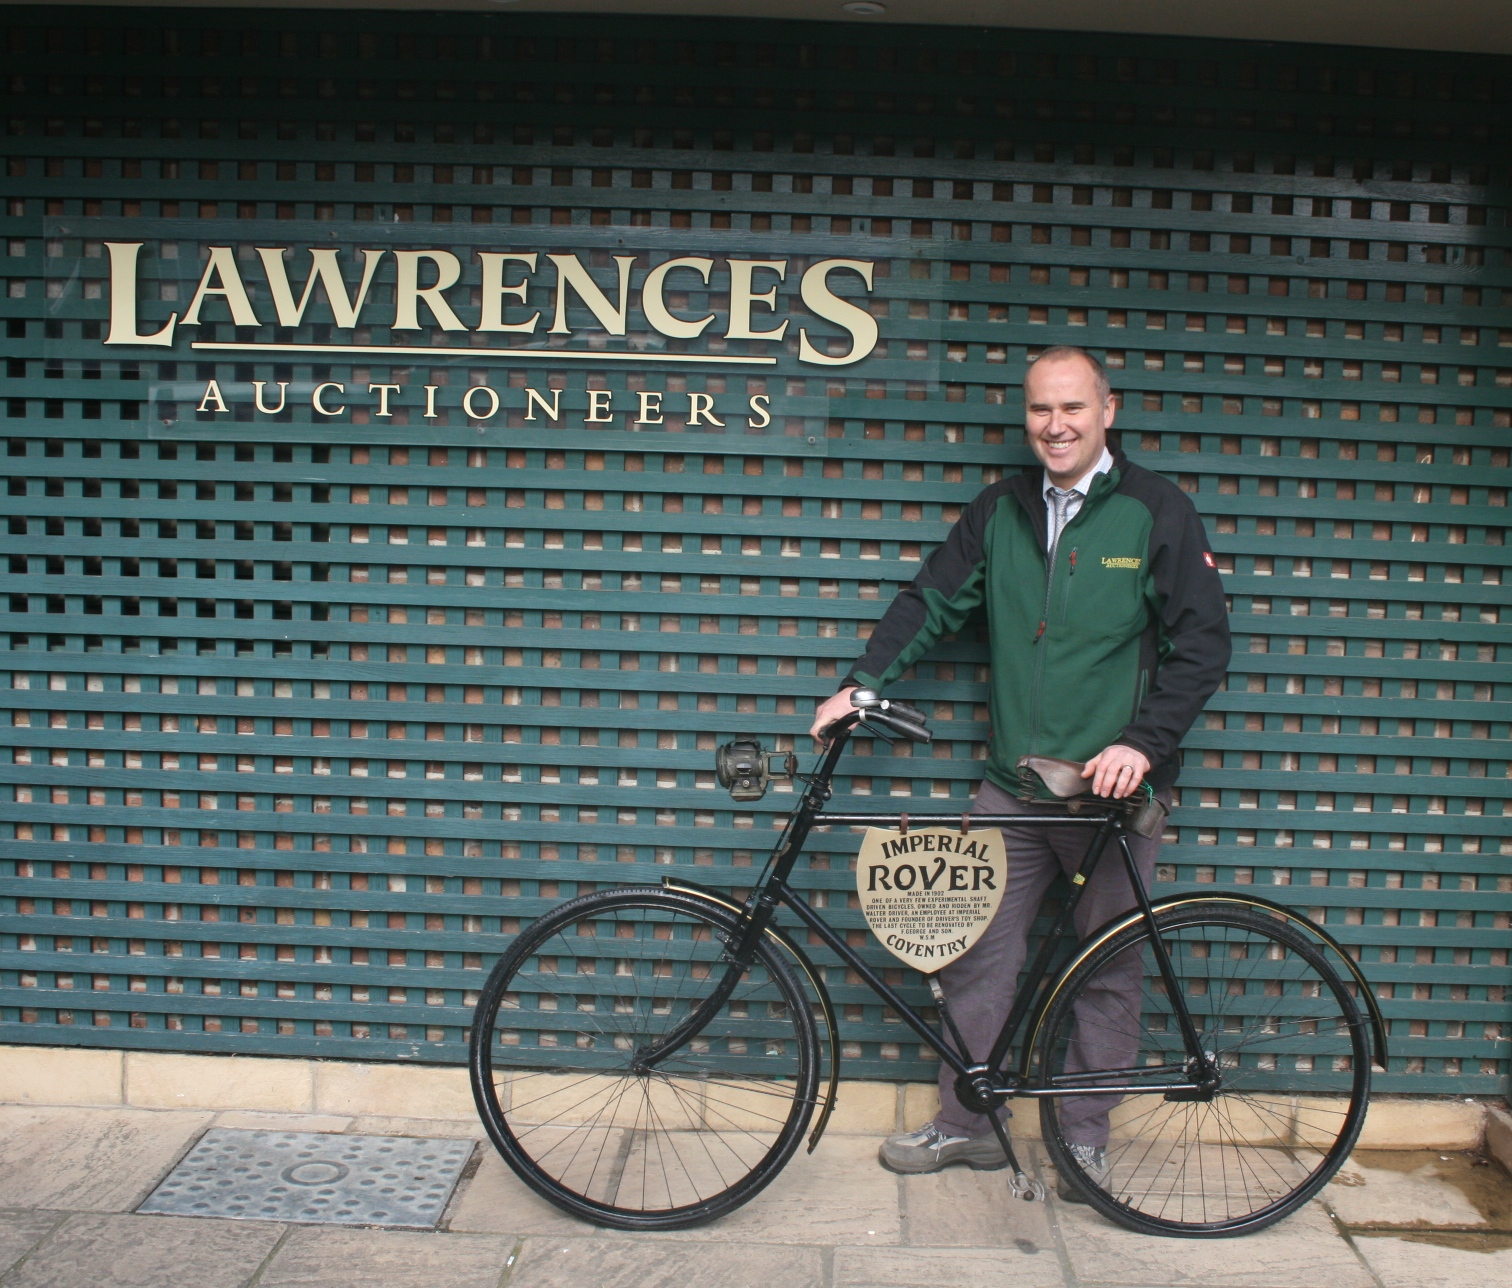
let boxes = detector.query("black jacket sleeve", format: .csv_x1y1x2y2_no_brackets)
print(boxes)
841,482,1007,692
1114,484,1232,771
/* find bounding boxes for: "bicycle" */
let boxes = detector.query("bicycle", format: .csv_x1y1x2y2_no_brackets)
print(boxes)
468,689,1386,1238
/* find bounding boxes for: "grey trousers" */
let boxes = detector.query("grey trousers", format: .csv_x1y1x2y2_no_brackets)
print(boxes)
932,778,1164,1146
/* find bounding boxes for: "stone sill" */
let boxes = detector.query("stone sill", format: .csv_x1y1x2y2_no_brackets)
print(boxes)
0,1042,1496,1150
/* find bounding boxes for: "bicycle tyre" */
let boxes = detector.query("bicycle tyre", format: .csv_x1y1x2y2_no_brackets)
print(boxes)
1036,903,1370,1237
469,886,820,1230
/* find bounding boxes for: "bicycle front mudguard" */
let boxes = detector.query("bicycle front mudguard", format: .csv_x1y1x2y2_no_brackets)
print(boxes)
659,876,843,1154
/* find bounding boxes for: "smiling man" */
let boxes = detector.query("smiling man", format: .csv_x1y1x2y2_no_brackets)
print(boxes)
810,345,1231,1190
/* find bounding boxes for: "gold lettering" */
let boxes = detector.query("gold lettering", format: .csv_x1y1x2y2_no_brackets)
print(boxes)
797,259,877,366
524,387,561,421
548,253,637,335
476,251,540,332
181,246,260,328
725,259,788,341
103,242,177,347
462,385,500,420
687,392,724,427
311,382,346,416
257,247,384,329
392,250,466,331
635,391,663,425
368,383,400,417
746,394,771,429
423,385,440,419
195,379,228,414
252,381,288,414
640,255,715,338
585,389,614,423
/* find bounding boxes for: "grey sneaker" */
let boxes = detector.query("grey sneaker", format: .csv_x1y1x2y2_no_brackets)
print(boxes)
1057,1143,1110,1203
878,1123,1007,1175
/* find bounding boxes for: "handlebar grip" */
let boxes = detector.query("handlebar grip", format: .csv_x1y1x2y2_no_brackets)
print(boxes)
866,709,933,743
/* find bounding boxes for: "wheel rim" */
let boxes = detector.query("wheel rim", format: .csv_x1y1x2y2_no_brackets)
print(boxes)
474,893,815,1220
1041,910,1369,1231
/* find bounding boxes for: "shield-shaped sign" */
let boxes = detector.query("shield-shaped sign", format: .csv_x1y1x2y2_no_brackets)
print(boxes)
854,826,1009,973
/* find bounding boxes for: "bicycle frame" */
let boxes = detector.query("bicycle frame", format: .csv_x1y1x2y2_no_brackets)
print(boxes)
649,718,1214,1109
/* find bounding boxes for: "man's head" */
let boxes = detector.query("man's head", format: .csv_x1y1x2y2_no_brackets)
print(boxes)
1023,345,1115,489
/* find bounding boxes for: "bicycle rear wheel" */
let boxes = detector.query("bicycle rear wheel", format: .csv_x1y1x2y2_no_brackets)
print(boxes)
1036,903,1370,1237
469,886,820,1230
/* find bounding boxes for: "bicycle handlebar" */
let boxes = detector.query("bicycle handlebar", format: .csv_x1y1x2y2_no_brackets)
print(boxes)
848,688,932,743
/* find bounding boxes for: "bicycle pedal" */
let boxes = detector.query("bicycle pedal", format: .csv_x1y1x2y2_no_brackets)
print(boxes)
1009,1172,1046,1203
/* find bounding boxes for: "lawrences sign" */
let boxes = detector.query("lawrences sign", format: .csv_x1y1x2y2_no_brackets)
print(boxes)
855,827,1008,973
103,242,878,365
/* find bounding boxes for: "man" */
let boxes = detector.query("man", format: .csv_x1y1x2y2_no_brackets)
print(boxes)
810,345,1231,1193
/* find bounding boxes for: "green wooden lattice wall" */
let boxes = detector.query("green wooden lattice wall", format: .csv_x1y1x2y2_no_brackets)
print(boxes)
1,8,1509,1093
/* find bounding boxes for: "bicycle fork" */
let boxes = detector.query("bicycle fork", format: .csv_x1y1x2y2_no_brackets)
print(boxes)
928,975,1045,1204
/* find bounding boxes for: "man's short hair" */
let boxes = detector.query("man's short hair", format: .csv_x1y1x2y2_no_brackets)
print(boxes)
1025,345,1111,403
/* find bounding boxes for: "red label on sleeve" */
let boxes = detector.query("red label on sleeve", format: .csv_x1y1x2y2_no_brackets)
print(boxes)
1203,551,1217,569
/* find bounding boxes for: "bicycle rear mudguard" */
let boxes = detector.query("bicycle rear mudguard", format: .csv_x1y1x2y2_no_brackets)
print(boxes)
660,877,843,1154
1023,891,1389,1081
1152,892,1389,1071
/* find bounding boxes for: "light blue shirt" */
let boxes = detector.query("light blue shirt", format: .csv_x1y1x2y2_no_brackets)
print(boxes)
1043,446,1114,549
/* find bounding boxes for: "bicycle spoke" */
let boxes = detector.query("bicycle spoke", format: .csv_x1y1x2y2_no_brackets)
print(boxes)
1040,906,1370,1234
472,889,817,1227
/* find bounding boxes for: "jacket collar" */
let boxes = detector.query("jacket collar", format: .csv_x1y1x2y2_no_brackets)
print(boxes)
1009,442,1128,552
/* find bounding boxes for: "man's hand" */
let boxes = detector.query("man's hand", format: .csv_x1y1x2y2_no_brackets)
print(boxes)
1082,744,1152,799
809,685,860,750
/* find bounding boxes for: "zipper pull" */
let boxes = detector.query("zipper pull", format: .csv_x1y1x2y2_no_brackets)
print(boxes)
1035,619,1046,641
1069,548,1078,575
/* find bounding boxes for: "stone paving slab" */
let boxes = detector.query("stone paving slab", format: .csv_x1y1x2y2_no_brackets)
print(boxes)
257,1226,517,1288
1353,1233,1512,1288
1054,1197,1375,1288
0,1107,212,1213
1325,1154,1486,1228
445,1149,595,1236
2,1101,1509,1288
901,1164,1056,1248
601,1134,902,1246
347,1115,488,1140
0,1212,283,1288
210,1111,355,1135
507,1236,826,1288
834,1245,1067,1288
0,1212,65,1278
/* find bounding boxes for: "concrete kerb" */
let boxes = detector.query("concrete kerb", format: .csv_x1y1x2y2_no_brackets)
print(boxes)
0,1044,1499,1150
1485,1103,1512,1175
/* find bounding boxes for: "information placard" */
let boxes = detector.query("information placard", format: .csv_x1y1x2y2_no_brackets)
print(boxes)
855,827,1008,973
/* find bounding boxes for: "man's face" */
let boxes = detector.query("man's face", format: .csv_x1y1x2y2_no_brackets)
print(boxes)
1024,356,1115,488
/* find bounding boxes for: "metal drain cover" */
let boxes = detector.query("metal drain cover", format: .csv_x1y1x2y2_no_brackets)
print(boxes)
138,1129,474,1228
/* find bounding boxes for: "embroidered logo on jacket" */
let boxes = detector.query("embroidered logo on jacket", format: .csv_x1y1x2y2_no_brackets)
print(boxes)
1101,556,1142,570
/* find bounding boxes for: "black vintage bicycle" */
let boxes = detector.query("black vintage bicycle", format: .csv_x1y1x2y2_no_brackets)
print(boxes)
469,690,1385,1238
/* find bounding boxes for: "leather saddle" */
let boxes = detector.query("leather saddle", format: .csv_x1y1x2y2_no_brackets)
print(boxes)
1015,754,1169,839
1015,755,1095,801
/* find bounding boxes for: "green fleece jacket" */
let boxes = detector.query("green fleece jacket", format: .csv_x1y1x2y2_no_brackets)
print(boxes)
844,448,1231,793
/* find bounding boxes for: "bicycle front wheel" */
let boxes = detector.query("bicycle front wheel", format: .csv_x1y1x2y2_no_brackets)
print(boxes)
469,886,820,1230
1036,903,1370,1237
